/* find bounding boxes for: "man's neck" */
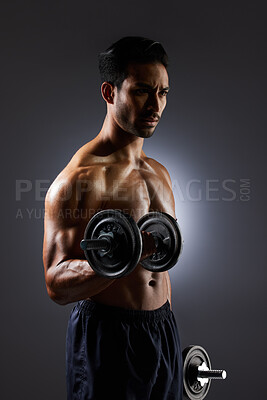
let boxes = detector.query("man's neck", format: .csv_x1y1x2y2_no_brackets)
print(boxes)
96,115,144,162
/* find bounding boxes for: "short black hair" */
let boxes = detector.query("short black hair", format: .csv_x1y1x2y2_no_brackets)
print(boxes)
98,36,168,89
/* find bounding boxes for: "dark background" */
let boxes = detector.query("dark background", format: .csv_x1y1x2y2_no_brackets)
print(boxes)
1,1,266,399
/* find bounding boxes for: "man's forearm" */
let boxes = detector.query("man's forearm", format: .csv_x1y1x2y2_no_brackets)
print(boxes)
45,259,115,305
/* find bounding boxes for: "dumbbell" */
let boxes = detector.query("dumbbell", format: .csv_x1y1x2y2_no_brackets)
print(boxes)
183,345,227,399
80,209,182,278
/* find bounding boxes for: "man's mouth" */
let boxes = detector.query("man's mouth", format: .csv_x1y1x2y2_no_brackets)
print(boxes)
140,117,159,126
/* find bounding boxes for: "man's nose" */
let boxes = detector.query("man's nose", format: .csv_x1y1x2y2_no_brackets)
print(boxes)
147,94,160,112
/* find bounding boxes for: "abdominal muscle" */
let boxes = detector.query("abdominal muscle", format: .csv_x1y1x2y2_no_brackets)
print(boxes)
90,264,169,310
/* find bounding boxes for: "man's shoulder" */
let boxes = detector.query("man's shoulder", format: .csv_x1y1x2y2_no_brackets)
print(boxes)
69,141,98,169
45,143,99,207
144,156,167,170
143,156,172,184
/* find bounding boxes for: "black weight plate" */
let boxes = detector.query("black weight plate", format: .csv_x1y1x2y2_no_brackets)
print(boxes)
183,345,211,400
137,212,182,272
83,209,142,278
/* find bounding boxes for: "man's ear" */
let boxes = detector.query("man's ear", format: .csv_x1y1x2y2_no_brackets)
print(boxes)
101,82,115,104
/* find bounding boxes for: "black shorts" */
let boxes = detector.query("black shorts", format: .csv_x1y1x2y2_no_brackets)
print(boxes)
66,300,183,400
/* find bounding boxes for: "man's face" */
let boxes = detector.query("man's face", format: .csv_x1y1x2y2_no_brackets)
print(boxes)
113,62,169,138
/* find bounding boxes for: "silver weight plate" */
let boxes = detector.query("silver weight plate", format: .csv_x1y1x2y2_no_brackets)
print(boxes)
137,212,182,272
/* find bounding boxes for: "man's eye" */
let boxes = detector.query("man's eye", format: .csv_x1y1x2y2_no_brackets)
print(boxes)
160,91,168,96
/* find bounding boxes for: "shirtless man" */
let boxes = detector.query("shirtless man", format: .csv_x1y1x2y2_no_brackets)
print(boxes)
43,37,183,400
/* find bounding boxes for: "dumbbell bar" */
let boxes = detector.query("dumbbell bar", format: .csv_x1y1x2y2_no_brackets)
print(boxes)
80,209,182,278
183,345,227,400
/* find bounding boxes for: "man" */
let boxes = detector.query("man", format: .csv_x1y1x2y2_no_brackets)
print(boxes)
43,36,183,400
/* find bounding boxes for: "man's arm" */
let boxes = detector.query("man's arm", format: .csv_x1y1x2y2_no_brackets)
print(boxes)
43,172,116,305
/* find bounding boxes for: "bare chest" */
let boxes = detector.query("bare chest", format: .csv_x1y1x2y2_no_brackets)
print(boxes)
92,166,174,221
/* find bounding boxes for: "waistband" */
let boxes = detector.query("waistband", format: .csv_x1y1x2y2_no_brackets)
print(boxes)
76,299,172,323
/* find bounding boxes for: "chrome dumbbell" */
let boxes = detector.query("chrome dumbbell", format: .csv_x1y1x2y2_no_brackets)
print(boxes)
183,345,227,399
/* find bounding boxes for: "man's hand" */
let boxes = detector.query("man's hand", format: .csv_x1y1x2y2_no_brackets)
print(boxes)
140,231,157,261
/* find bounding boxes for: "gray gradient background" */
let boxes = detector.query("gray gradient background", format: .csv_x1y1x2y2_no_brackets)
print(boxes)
1,1,266,399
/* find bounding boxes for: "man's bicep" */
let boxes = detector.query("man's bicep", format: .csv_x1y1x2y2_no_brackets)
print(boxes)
43,188,86,273
46,224,84,265
43,221,83,277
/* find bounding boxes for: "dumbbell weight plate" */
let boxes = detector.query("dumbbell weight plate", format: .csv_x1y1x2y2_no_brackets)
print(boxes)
137,212,182,272
83,209,142,278
183,346,211,400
